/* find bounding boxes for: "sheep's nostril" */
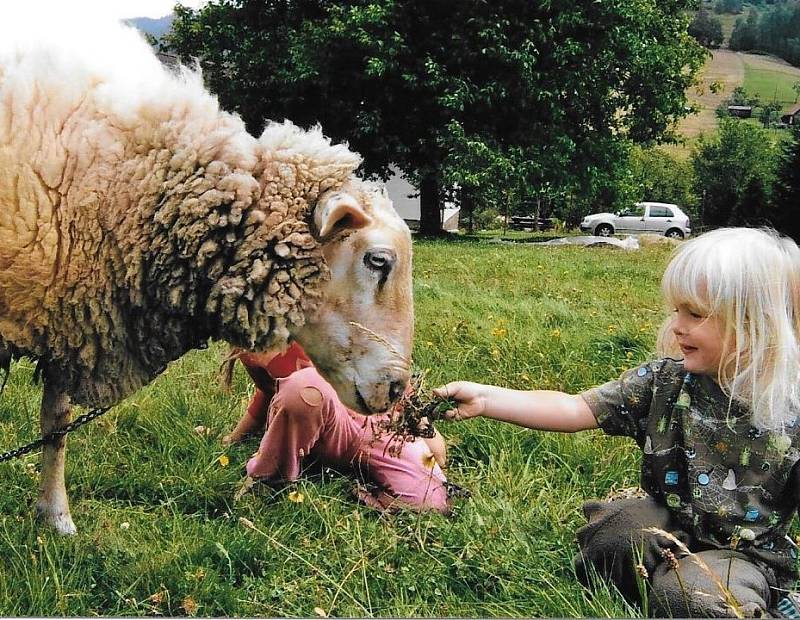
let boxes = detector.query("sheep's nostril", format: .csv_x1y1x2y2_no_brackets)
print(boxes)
388,380,405,403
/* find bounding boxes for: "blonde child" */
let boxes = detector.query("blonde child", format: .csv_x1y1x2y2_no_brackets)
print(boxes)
436,228,800,617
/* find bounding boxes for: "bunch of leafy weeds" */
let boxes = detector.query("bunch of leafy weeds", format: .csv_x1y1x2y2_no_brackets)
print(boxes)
378,371,457,456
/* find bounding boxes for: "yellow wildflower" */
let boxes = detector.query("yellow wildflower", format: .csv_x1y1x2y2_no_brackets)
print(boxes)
288,490,305,503
218,455,230,467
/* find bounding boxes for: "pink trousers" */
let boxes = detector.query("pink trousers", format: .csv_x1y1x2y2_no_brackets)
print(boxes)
246,367,449,513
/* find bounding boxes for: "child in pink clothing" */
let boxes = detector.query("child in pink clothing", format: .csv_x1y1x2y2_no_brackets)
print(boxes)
223,342,450,514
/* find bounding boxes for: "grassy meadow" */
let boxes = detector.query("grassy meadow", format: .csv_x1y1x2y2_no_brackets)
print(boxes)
743,63,798,110
0,238,678,617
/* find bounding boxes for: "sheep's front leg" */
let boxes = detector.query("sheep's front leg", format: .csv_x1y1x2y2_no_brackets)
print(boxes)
36,381,76,535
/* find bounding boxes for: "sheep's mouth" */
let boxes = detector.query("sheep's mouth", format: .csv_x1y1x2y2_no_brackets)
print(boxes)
354,385,375,415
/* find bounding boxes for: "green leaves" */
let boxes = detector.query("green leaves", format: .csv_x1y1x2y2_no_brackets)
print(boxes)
165,0,705,231
690,118,782,226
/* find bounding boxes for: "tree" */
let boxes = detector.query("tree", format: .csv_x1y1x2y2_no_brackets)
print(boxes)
628,147,696,217
166,0,705,234
727,3,800,67
690,119,781,227
729,86,761,107
772,128,800,240
759,101,783,127
166,1,328,136
439,123,533,230
688,10,724,48
729,8,759,51
714,0,743,15
746,3,800,67
440,121,569,230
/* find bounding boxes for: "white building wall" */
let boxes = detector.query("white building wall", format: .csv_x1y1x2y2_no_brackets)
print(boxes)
384,165,420,222
384,165,459,231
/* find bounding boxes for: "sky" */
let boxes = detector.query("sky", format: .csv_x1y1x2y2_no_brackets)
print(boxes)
6,0,208,21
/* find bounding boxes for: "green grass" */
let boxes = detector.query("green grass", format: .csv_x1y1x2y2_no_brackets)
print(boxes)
0,239,678,617
743,60,800,112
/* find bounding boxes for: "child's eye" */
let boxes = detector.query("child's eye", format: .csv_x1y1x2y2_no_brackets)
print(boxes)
674,305,705,320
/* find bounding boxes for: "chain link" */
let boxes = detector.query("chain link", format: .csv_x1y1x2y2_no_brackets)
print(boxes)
0,406,111,464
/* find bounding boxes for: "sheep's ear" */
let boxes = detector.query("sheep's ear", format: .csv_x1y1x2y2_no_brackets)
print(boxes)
314,191,372,239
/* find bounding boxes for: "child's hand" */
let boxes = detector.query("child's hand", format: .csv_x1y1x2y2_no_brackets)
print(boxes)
433,382,486,420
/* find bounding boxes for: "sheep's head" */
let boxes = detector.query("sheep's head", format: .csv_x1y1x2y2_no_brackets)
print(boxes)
198,122,411,414
291,180,413,414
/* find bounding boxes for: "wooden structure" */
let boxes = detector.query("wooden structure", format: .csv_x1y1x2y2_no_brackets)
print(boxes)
781,104,800,126
727,105,752,118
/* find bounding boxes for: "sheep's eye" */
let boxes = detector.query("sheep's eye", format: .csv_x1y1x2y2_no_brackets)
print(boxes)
364,248,396,272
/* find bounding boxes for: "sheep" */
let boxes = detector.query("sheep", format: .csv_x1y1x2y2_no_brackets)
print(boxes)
0,11,413,534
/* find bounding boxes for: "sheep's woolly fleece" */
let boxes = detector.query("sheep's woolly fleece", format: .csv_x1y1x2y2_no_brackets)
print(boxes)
0,13,365,408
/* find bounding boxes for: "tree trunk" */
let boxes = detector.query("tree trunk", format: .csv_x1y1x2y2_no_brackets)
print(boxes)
419,175,443,236
503,189,510,234
463,189,475,234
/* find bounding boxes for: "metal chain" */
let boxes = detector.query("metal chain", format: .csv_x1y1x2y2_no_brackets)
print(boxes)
0,406,111,464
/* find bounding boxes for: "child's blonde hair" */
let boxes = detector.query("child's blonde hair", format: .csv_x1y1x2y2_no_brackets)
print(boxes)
657,227,800,431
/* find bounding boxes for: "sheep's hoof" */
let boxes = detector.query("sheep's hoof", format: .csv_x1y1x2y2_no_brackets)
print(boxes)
35,504,77,535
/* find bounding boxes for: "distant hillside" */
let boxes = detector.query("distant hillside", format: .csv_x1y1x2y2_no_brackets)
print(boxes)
126,15,174,41
661,48,800,160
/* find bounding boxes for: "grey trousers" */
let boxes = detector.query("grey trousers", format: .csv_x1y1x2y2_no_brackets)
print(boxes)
573,496,774,617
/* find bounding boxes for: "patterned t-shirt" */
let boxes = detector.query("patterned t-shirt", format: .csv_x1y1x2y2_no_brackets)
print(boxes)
581,358,800,583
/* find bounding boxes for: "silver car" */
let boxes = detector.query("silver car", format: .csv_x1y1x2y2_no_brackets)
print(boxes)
579,202,691,238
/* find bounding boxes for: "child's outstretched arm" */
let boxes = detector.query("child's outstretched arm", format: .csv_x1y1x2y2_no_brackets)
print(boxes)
434,382,598,432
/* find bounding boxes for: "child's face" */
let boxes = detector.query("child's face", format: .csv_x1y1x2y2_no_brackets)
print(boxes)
670,303,726,376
